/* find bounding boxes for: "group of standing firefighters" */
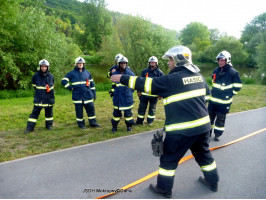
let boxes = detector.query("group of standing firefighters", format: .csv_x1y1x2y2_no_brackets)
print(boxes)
24,45,242,198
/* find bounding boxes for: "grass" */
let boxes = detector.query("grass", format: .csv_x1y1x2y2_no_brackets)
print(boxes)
0,84,265,162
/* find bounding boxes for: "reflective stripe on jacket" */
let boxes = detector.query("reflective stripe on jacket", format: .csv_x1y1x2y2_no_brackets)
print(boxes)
121,66,211,136
112,67,135,110
61,67,96,103
210,64,242,105
139,66,164,97
32,71,55,105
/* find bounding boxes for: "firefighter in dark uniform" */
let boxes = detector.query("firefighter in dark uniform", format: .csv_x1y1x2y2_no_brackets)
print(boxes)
61,57,100,129
208,51,242,141
135,56,164,125
111,45,219,198
107,54,123,98
111,56,135,133
24,59,55,133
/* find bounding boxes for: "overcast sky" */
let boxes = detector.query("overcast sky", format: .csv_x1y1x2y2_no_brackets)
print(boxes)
102,0,265,39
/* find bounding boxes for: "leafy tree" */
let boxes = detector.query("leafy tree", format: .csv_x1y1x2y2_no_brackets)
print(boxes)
180,22,211,51
99,15,180,74
203,36,248,67
0,0,81,90
81,0,112,52
241,12,266,44
255,41,266,84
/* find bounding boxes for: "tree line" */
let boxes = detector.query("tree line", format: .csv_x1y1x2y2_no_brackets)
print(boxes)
0,0,265,91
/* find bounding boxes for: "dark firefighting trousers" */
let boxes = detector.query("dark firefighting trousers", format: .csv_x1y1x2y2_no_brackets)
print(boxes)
208,102,229,137
75,101,97,128
26,105,53,131
111,108,134,128
157,132,219,193
136,95,158,124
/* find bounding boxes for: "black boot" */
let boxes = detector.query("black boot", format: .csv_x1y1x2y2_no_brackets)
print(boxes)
111,125,117,133
24,129,33,134
90,123,100,128
214,134,220,141
149,184,172,198
46,126,52,130
198,176,218,192
127,126,132,132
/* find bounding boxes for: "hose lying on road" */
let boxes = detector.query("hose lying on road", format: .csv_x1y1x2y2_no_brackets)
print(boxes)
95,128,266,199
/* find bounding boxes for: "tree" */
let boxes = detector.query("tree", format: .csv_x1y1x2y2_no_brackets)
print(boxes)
203,36,248,67
0,0,81,90
180,22,211,51
255,42,266,84
241,12,266,44
99,14,180,74
81,0,112,52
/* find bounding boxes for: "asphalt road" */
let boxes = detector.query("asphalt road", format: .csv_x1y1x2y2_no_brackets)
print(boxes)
0,108,265,199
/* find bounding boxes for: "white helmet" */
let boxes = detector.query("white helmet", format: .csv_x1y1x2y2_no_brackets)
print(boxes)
75,57,85,65
118,56,128,64
216,51,231,64
148,56,158,64
39,59,49,67
115,54,123,63
162,45,200,73
39,59,50,71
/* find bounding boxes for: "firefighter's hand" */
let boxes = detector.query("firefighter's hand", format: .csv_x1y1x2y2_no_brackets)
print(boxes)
111,69,116,73
108,90,113,97
137,92,142,99
158,96,162,100
151,130,164,157
110,74,122,83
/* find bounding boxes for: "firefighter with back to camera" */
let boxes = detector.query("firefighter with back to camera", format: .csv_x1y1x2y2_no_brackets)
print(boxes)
24,59,55,133
61,57,100,129
208,51,242,141
135,56,164,125
111,45,219,198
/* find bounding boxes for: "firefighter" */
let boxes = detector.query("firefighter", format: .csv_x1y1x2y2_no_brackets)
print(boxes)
135,56,164,125
61,57,100,129
24,59,55,133
111,56,135,133
208,51,242,141
107,54,123,98
111,45,219,198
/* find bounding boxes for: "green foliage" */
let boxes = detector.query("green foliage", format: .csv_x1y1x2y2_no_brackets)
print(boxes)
202,36,248,66
180,22,211,51
255,41,266,84
0,1,81,90
99,15,180,74
80,0,112,52
241,12,266,44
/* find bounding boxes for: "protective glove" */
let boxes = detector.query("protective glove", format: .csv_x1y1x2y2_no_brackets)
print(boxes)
108,90,113,97
151,129,164,157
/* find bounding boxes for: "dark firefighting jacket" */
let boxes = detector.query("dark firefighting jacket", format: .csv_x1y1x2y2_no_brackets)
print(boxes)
210,64,242,105
61,67,96,104
139,66,164,97
120,66,211,136
107,65,119,78
112,67,135,110
32,70,55,106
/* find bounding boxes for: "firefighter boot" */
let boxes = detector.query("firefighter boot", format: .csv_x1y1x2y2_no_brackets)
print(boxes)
198,176,218,192
24,129,33,134
127,125,132,132
214,134,220,141
149,184,172,198
111,125,117,133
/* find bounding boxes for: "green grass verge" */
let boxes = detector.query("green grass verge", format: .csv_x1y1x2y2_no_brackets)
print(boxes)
0,84,265,162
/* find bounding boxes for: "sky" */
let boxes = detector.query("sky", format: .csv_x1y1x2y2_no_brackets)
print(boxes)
102,0,265,39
